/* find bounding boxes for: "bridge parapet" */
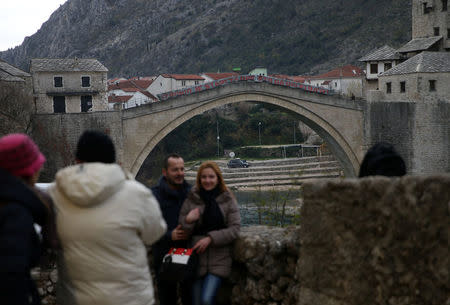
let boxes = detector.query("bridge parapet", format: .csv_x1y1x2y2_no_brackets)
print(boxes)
158,75,333,101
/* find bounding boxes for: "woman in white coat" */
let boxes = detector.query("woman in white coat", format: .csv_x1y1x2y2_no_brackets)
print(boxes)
49,130,167,305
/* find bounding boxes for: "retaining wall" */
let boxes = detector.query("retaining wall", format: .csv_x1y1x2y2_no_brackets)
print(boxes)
34,175,449,304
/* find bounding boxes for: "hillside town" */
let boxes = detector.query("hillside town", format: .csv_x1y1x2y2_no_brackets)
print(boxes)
1,0,449,113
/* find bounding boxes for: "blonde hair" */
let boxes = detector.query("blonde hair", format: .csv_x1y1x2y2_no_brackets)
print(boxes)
196,161,228,193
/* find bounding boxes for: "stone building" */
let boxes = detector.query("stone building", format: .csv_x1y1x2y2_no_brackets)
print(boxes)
411,0,449,51
30,58,108,113
358,45,402,91
378,51,450,101
0,59,34,135
360,0,449,98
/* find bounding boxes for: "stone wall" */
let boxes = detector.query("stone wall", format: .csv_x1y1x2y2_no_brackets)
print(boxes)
31,111,123,181
365,99,450,174
298,175,449,305
33,175,449,305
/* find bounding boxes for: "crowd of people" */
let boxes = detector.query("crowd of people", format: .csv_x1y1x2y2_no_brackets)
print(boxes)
0,130,405,305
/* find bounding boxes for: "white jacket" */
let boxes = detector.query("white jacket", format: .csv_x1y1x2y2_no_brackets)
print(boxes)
49,163,167,305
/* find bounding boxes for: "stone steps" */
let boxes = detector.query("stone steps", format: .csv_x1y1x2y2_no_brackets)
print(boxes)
185,161,341,177
185,155,343,189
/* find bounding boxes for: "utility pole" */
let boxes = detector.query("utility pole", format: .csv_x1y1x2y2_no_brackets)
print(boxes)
258,122,262,146
216,118,220,157
293,121,296,144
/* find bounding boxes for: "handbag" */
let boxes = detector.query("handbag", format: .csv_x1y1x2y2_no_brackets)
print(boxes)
159,247,198,282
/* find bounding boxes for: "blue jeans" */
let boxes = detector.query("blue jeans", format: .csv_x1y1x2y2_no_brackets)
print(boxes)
193,273,222,305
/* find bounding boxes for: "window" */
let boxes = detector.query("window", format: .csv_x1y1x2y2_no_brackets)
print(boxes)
443,0,448,11
386,82,392,94
182,80,186,86
53,96,65,113
195,80,199,85
384,62,392,71
447,28,450,38
400,81,406,93
370,63,378,74
335,82,337,87
54,76,63,87
81,76,91,87
429,80,436,91
81,95,93,112
434,27,440,36
423,2,432,13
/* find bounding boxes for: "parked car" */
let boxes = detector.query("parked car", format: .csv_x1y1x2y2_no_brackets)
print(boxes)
227,159,249,168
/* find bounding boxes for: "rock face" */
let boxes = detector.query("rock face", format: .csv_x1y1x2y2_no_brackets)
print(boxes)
32,175,449,305
230,226,302,305
0,0,411,76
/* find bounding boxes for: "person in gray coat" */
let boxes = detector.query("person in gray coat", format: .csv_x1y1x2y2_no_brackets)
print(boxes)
179,161,240,305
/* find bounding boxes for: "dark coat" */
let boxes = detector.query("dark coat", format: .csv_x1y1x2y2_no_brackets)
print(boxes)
0,169,47,305
151,176,191,269
179,187,241,278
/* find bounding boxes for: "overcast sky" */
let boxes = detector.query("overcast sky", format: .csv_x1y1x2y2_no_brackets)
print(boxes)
0,0,67,51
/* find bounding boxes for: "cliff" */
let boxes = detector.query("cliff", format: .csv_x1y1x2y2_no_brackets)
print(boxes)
1,0,411,77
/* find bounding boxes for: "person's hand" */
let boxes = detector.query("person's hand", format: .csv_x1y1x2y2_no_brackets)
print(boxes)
171,225,188,241
193,236,212,254
186,208,200,224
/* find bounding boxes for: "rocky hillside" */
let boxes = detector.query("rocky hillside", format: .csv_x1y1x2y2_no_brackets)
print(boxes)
0,0,411,77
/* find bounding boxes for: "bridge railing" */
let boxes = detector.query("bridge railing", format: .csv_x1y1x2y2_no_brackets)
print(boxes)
158,75,334,101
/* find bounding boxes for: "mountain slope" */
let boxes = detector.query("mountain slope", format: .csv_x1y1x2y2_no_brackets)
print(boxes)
0,0,411,77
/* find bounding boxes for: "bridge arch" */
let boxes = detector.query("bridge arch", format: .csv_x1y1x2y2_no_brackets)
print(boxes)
126,88,363,177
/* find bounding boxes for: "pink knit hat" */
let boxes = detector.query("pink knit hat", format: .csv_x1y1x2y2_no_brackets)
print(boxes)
0,133,46,177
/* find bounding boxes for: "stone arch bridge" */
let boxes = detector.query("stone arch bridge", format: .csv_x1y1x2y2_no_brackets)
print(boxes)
121,78,366,177
34,76,449,181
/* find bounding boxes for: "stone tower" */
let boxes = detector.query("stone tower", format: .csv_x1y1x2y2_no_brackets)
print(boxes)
412,0,449,49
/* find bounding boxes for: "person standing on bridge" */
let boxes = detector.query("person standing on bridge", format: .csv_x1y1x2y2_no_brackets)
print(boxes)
179,161,241,305
151,153,193,305
49,130,167,305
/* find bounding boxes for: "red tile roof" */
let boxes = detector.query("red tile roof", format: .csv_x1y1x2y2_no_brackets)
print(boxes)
269,74,306,83
309,65,363,79
131,79,153,89
161,74,205,80
202,72,239,80
108,79,153,92
108,95,133,103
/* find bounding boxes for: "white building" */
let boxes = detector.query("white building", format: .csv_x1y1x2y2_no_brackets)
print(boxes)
359,45,402,92
147,74,205,97
107,78,157,109
305,65,364,98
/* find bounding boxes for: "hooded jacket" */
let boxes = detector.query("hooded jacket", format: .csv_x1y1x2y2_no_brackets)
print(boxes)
0,168,46,305
179,187,240,278
49,163,167,305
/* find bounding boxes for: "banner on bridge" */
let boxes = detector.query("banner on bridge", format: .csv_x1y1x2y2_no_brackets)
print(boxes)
158,75,332,101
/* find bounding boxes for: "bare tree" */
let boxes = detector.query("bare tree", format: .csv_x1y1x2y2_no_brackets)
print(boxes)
0,80,34,136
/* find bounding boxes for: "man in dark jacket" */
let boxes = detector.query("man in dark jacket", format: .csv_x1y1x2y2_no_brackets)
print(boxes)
151,153,192,305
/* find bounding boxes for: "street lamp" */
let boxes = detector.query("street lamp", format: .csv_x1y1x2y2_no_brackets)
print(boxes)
258,122,262,146
293,121,296,144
